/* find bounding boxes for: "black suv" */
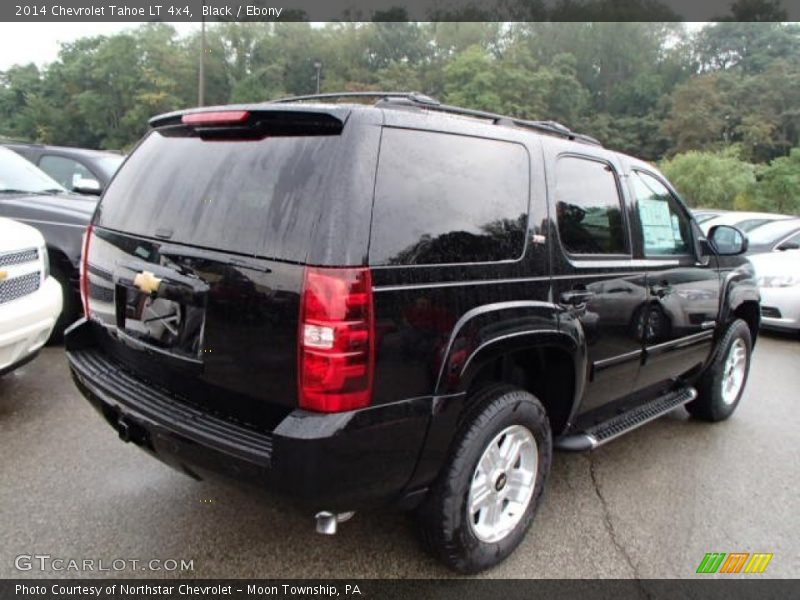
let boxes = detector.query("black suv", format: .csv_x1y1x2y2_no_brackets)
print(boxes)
65,93,759,573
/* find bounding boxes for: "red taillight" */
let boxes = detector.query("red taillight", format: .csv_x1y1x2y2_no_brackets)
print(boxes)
298,267,374,413
79,223,93,317
181,110,250,126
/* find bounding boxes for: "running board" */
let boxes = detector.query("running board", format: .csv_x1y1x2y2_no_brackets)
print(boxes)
555,387,697,452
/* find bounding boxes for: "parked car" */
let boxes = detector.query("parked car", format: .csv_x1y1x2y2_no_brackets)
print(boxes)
749,251,800,332
0,217,62,375
744,218,800,255
65,93,759,574
700,210,793,234
0,146,96,339
692,208,728,224
3,142,124,195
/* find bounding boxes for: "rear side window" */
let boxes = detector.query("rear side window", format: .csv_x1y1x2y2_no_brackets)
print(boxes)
555,156,627,255
97,130,345,260
369,128,529,266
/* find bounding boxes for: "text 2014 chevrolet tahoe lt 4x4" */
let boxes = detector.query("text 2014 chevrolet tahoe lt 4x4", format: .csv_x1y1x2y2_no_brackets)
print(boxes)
66,93,759,573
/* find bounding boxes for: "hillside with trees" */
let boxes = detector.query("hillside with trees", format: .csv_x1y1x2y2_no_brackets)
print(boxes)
1,21,798,213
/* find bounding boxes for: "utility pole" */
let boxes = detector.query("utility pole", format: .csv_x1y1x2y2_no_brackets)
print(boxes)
313,60,322,94
198,7,206,106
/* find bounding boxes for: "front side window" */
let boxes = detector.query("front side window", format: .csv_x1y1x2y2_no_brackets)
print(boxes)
39,155,94,189
631,171,691,257
555,156,627,255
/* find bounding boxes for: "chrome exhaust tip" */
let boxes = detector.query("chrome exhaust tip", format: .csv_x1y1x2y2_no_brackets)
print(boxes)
315,511,355,535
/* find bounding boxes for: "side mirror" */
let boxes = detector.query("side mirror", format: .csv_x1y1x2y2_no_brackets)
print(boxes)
72,178,101,196
708,225,748,256
777,241,800,252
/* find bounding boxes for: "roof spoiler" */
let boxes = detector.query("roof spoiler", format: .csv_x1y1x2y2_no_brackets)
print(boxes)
148,105,348,138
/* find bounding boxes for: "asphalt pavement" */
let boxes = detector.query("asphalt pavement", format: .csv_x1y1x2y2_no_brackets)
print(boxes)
1,333,798,579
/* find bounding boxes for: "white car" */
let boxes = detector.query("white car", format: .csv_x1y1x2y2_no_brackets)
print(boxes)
0,217,63,375
701,210,793,235
749,251,800,332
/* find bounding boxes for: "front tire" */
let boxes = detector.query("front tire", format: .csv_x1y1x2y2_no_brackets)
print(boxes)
417,385,552,573
687,319,752,422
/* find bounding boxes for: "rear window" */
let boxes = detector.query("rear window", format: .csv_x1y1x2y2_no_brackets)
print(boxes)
369,128,529,266
96,130,344,260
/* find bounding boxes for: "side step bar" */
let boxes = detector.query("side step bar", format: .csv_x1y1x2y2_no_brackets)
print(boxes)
555,387,697,452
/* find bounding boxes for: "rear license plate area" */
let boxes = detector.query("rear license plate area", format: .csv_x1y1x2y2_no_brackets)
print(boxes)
115,284,205,359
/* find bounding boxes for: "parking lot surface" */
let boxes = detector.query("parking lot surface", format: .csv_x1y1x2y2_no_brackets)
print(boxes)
1,334,798,579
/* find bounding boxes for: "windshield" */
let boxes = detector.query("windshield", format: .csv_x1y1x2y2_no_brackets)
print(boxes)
694,213,721,224
94,155,125,178
0,147,66,194
747,219,800,245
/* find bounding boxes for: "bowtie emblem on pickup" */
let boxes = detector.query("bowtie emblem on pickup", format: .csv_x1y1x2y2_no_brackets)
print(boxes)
0,270,7,282
133,271,162,295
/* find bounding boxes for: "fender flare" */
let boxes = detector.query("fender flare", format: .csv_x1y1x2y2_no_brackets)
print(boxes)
718,262,760,333
433,300,587,417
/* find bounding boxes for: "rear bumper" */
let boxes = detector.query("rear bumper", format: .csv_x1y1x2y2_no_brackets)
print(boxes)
65,319,434,511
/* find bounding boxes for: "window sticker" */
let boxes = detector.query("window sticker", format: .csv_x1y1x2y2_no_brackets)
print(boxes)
639,197,675,251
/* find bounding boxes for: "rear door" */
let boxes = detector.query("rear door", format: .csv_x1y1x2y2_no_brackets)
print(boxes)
626,168,721,389
547,145,647,415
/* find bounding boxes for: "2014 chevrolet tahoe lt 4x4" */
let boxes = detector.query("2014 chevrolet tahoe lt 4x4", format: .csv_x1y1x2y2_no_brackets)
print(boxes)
65,92,759,573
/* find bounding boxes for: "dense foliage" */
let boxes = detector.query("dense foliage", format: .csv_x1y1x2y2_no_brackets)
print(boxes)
1,21,799,213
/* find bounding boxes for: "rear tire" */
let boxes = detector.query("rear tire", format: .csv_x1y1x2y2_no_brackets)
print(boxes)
47,264,78,345
417,385,551,573
686,319,752,422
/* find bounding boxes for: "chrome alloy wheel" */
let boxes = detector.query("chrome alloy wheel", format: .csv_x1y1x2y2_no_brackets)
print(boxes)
467,424,538,543
721,338,747,406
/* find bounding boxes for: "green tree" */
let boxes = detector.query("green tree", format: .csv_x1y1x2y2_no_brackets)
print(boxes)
694,22,800,73
754,148,800,214
660,148,757,209
442,45,501,111
0,63,44,140
662,73,738,154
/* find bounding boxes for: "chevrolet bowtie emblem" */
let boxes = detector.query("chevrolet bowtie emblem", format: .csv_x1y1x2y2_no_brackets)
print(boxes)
133,271,162,295
0,270,7,282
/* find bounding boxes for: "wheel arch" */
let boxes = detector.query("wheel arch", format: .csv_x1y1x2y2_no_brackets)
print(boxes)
433,300,586,437
719,262,760,346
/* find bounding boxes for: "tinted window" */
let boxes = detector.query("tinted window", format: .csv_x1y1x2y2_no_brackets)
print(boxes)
97,130,344,259
631,171,691,256
39,155,94,189
369,128,529,266
555,156,627,254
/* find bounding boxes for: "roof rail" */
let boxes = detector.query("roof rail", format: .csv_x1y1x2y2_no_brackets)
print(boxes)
271,91,440,106
397,101,602,146
268,91,601,146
